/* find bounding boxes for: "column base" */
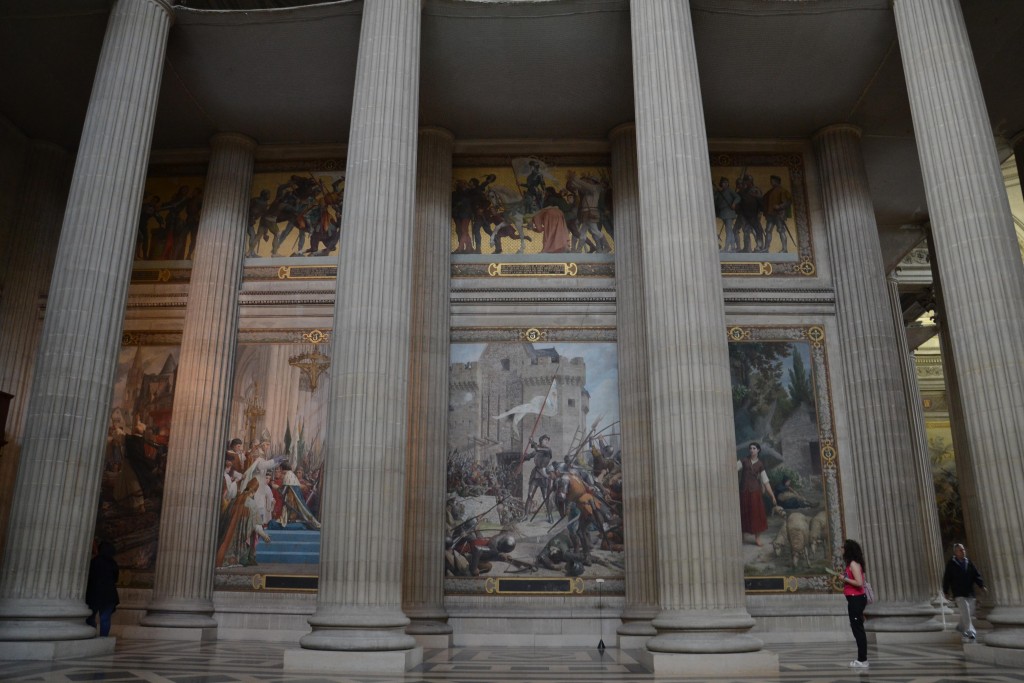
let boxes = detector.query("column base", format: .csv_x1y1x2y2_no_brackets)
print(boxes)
964,640,1024,669
638,648,779,676
283,646,422,674
0,636,117,661
121,625,218,641
410,633,452,649
619,634,654,650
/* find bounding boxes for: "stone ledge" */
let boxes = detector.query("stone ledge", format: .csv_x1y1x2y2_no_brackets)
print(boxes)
120,625,217,642
283,646,422,674
637,648,780,677
0,637,117,661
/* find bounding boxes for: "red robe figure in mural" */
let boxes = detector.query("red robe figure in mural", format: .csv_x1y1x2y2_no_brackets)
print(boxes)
529,205,570,253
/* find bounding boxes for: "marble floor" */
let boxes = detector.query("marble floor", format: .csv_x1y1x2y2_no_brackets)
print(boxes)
1,639,1023,683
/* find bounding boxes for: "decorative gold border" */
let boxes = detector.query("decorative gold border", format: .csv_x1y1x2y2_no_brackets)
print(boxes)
483,577,585,595
487,262,579,277
251,573,318,593
745,576,801,594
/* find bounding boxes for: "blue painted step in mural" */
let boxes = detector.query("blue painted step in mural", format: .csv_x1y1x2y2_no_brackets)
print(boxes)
257,528,320,564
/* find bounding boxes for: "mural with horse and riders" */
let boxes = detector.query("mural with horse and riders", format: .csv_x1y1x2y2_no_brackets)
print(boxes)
450,158,614,257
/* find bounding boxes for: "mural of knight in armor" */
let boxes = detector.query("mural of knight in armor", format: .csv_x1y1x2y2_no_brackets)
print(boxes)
215,340,330,583
135,176,205,262
450,158,614,257
729,329,844,587
95,346,178,578
446,342,622,587
711,152,814,277
246,170,345,259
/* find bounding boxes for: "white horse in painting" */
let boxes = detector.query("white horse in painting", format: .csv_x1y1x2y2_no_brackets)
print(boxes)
486,184,532,254
565,171,611,253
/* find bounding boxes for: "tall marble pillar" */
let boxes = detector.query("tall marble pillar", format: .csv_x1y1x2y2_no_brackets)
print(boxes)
134,133,256,639
608,123,658,645
885,275,945,600
0,0,173,659
402,127,454,645
0,142,72,558
813,124,938,632
286,0,422,674
629,1,776,675
894,0,1024,662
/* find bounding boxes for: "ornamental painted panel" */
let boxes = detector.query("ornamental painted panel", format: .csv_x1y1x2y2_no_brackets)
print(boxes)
728,325,845,593
445,340,623,594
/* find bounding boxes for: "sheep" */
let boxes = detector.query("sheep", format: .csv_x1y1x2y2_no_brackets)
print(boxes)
779,511,811,569
809,510,829,560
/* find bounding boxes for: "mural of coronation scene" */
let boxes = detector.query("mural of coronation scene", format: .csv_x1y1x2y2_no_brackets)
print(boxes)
446,342,623,588
96,336,331,589
451,158,614,257
134,168,345,263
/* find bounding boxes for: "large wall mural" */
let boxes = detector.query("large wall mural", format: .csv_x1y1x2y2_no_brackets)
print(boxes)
216,333,331,590
728,325,844,593
135,176,205,262
712,152,814,278
247,170,345,260
450,158,614,258
96,344,179,582
446,341,622,593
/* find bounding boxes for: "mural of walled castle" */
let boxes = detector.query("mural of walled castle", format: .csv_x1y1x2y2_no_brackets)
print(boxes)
447,342,623,585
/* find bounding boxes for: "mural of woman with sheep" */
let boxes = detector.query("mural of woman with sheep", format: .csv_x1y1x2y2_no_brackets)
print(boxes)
736,442,779,546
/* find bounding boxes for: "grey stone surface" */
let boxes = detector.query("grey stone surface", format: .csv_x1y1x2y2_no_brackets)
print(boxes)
630,0,763,657
0,0,172,646
297,0,420,655
140,133,256,630
895,0,1024,649
609,123,657,636
813,124,937,629
402,127,453,637
0,141,70,557
887,275,945,598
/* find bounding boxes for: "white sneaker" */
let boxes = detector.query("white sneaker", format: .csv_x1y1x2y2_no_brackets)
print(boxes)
849,660,869,669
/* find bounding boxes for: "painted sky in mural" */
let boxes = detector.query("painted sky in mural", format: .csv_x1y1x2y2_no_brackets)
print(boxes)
451,158,614,258
446,342,622,587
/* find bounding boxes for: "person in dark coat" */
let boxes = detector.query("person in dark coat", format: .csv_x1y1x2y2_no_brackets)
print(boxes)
943,542,987,642
85,541,120,637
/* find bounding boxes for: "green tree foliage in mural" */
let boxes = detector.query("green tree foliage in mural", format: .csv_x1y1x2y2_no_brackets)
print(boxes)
730,342,792,447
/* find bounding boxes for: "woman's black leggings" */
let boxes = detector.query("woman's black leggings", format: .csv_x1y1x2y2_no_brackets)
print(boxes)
847,594,868,661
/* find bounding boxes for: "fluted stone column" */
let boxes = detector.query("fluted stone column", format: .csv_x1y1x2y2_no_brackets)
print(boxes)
886,275,946,603
130,133,256,639
401,127,454,646
895,0,1024,663
630,1,776,675
0,0,172,660
609,123,658,646
0,142,72,559
286,0,422,674
813,125,938,633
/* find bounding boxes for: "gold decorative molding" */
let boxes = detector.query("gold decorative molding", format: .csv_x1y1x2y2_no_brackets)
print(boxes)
487,262,579,277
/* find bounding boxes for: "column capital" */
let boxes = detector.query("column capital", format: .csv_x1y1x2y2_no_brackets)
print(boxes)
209,132,257,151
608,122,636,142
418,126,454,142
812,123,862,142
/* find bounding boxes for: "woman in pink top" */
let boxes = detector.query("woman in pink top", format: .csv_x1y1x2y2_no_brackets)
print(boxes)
832,539,869,669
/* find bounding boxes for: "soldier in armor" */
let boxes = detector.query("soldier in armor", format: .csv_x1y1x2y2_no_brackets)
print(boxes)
523,434,555,523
